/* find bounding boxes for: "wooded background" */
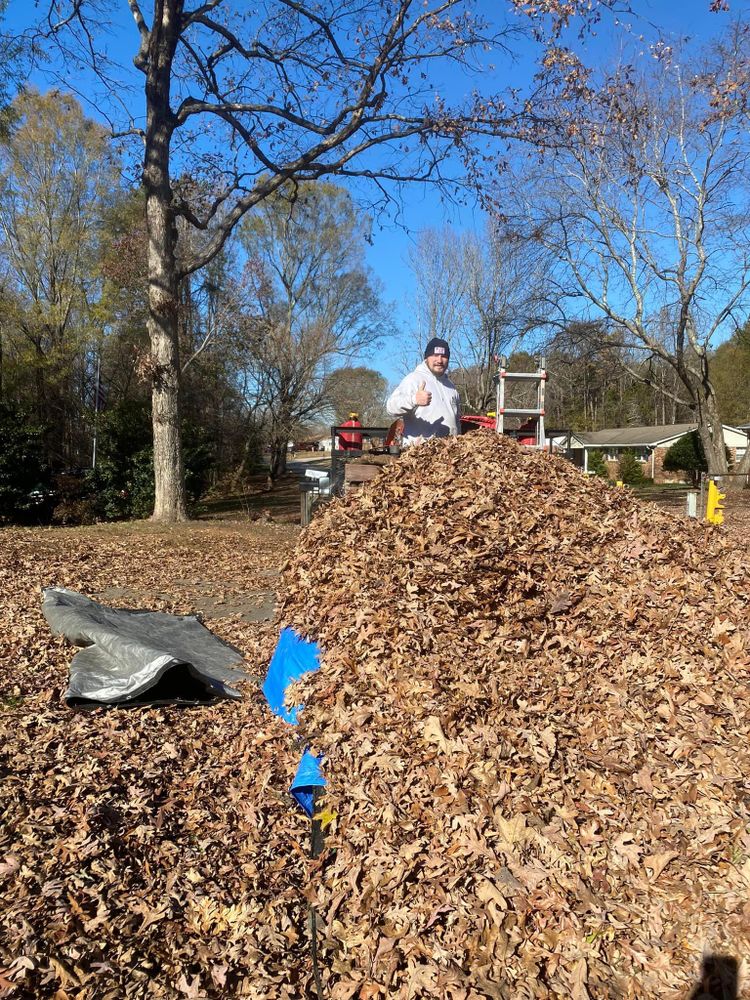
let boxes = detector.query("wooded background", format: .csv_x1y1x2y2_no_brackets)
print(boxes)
1,2,749,521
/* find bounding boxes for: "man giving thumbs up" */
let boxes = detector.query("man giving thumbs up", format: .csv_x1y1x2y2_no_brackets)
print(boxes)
386,338,461,447
414,379,432,407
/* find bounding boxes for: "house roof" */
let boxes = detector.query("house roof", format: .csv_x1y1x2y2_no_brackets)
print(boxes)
571,422,750,448
572,423,698,448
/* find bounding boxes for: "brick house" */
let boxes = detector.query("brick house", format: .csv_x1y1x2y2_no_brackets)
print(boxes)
566,423,749,483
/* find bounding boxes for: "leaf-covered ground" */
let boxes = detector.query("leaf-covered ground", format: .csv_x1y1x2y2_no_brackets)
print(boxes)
0,520,315,998
2,446,750,999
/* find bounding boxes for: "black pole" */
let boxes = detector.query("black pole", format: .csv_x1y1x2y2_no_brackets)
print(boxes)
309,786,325,998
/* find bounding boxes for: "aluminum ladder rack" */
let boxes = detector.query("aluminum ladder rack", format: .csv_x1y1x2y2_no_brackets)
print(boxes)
495,355,547,448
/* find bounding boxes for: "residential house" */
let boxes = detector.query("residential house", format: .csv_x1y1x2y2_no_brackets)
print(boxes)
566,423,748,483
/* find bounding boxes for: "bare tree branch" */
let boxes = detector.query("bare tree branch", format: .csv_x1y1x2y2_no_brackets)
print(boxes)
513,48,750,474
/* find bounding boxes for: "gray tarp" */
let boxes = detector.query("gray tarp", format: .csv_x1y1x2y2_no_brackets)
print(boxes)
42,587,247,707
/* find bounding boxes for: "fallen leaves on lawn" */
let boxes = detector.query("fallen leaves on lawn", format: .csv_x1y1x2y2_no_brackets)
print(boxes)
3,434,750,998
0,522,315,998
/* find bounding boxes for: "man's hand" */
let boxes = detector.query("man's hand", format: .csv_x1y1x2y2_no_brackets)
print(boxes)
415,380,432,407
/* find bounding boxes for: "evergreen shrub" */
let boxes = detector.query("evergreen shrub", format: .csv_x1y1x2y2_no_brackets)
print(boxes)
587,449,609,478
618,449,646,485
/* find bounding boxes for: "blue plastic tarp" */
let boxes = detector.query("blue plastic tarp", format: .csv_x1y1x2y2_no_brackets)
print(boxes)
262,627,326,816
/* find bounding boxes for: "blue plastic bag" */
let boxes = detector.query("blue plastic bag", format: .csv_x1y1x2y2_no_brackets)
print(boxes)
290,748,327,816
262,627,326,816
262,626,320,724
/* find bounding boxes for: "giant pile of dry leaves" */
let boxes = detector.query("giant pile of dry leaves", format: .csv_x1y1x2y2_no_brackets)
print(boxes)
3,437,749,999
283,432,750,999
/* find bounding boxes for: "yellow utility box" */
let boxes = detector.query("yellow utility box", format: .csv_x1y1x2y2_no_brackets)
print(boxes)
706,479,726,525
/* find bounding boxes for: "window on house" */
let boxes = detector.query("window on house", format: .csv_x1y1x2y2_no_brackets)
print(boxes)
610,448,649,462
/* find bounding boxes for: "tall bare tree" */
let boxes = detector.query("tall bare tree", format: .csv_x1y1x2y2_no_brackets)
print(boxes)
409,223,552,411
460,226,554,411
408,228,473,354
238,180,387,478
514,51,750,476
522,49,750,474
39,0,624,520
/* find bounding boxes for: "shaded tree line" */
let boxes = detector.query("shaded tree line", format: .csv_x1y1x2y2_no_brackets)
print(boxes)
0,89,388,522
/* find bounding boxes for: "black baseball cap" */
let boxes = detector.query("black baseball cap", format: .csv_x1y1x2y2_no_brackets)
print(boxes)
424,338,450,360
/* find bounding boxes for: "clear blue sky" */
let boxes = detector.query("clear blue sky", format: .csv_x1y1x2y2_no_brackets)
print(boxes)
4,0,741,385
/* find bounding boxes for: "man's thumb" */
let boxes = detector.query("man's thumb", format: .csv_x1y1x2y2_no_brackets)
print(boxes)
418,381,426,391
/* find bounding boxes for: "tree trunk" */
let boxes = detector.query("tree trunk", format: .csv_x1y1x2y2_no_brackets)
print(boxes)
144,0,187,522
269,437,288,481
692,375,730,482
233,423,264,486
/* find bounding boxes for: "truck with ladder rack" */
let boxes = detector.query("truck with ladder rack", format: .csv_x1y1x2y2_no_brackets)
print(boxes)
461,355,548,448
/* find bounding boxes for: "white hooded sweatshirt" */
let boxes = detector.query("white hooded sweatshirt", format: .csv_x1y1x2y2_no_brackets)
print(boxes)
386,361,461,447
